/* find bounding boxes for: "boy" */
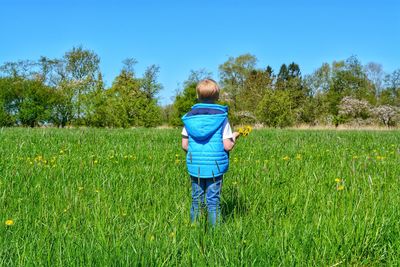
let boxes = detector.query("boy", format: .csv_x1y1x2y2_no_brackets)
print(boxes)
181,79,239,225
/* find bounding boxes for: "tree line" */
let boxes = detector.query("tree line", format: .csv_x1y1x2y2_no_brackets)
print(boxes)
171,54,400,127
1,48,399,128
0,47,161,128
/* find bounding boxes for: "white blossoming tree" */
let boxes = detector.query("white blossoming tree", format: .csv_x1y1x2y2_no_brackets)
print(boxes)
372,105,400,127
338,96,372,120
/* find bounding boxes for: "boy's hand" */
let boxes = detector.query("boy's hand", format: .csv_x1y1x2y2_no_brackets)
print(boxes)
182,137,188,152
233,132,240,142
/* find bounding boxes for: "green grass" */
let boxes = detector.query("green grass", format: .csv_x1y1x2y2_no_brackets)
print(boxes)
1,128,399,266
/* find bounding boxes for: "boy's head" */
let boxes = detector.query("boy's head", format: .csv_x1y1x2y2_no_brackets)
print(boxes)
196,79,220,102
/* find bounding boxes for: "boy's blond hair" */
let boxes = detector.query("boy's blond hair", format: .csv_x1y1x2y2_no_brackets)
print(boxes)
196,79,220,101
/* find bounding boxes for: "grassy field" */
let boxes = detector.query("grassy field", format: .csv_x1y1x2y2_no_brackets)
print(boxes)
1,128,399,266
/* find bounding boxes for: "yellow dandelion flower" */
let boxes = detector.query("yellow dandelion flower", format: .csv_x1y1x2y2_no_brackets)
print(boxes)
238,125,252,137
335,178,342,183
169,231,176,238
282,156,290,161
337,185,345,191
296,154,302,160
376,156,385,160
94,160,98,164
175,159,180,164
352,155,358,159
5,219,14,226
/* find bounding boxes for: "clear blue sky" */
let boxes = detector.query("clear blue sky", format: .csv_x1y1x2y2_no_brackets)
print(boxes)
1,0,399,105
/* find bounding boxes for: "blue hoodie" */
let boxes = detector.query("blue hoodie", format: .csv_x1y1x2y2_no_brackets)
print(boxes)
182,103,229,178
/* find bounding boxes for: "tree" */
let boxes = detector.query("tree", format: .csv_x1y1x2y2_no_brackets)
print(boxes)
0,77,55,127
0,60,37,79
219,54,257,110
171,82,197,126
372,105,399,127
364,62,384,95
17,80,55,127
343,56,375,102
256,89,295,127
382,69,400,106
84,73,109,127
327,56,375,116
304,63,331,96
50,82,74,127
161,104,174,125
109,66,141,127
0,99,13,126
288,62,301,79
287,66,307,108
297,96,320,125
107,60,162,127
36,56,69,87
64,46,100,124
303,63,333,123
133,98,162,127
86,90,128,128
185,69,212,87
0,77,14,126
338,96,372,121
121,58,138,75
275,62,308,123
236,68,273,122
141,64,163,99
275,64,288,91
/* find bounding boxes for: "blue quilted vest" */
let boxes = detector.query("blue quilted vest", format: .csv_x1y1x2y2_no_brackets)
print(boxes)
182,103,229,178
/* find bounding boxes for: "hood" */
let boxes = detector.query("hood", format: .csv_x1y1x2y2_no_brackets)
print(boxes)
182,104,228,141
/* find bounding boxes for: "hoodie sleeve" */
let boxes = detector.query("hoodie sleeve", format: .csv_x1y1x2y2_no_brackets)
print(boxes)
181,127,188,137
222,119,233,139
